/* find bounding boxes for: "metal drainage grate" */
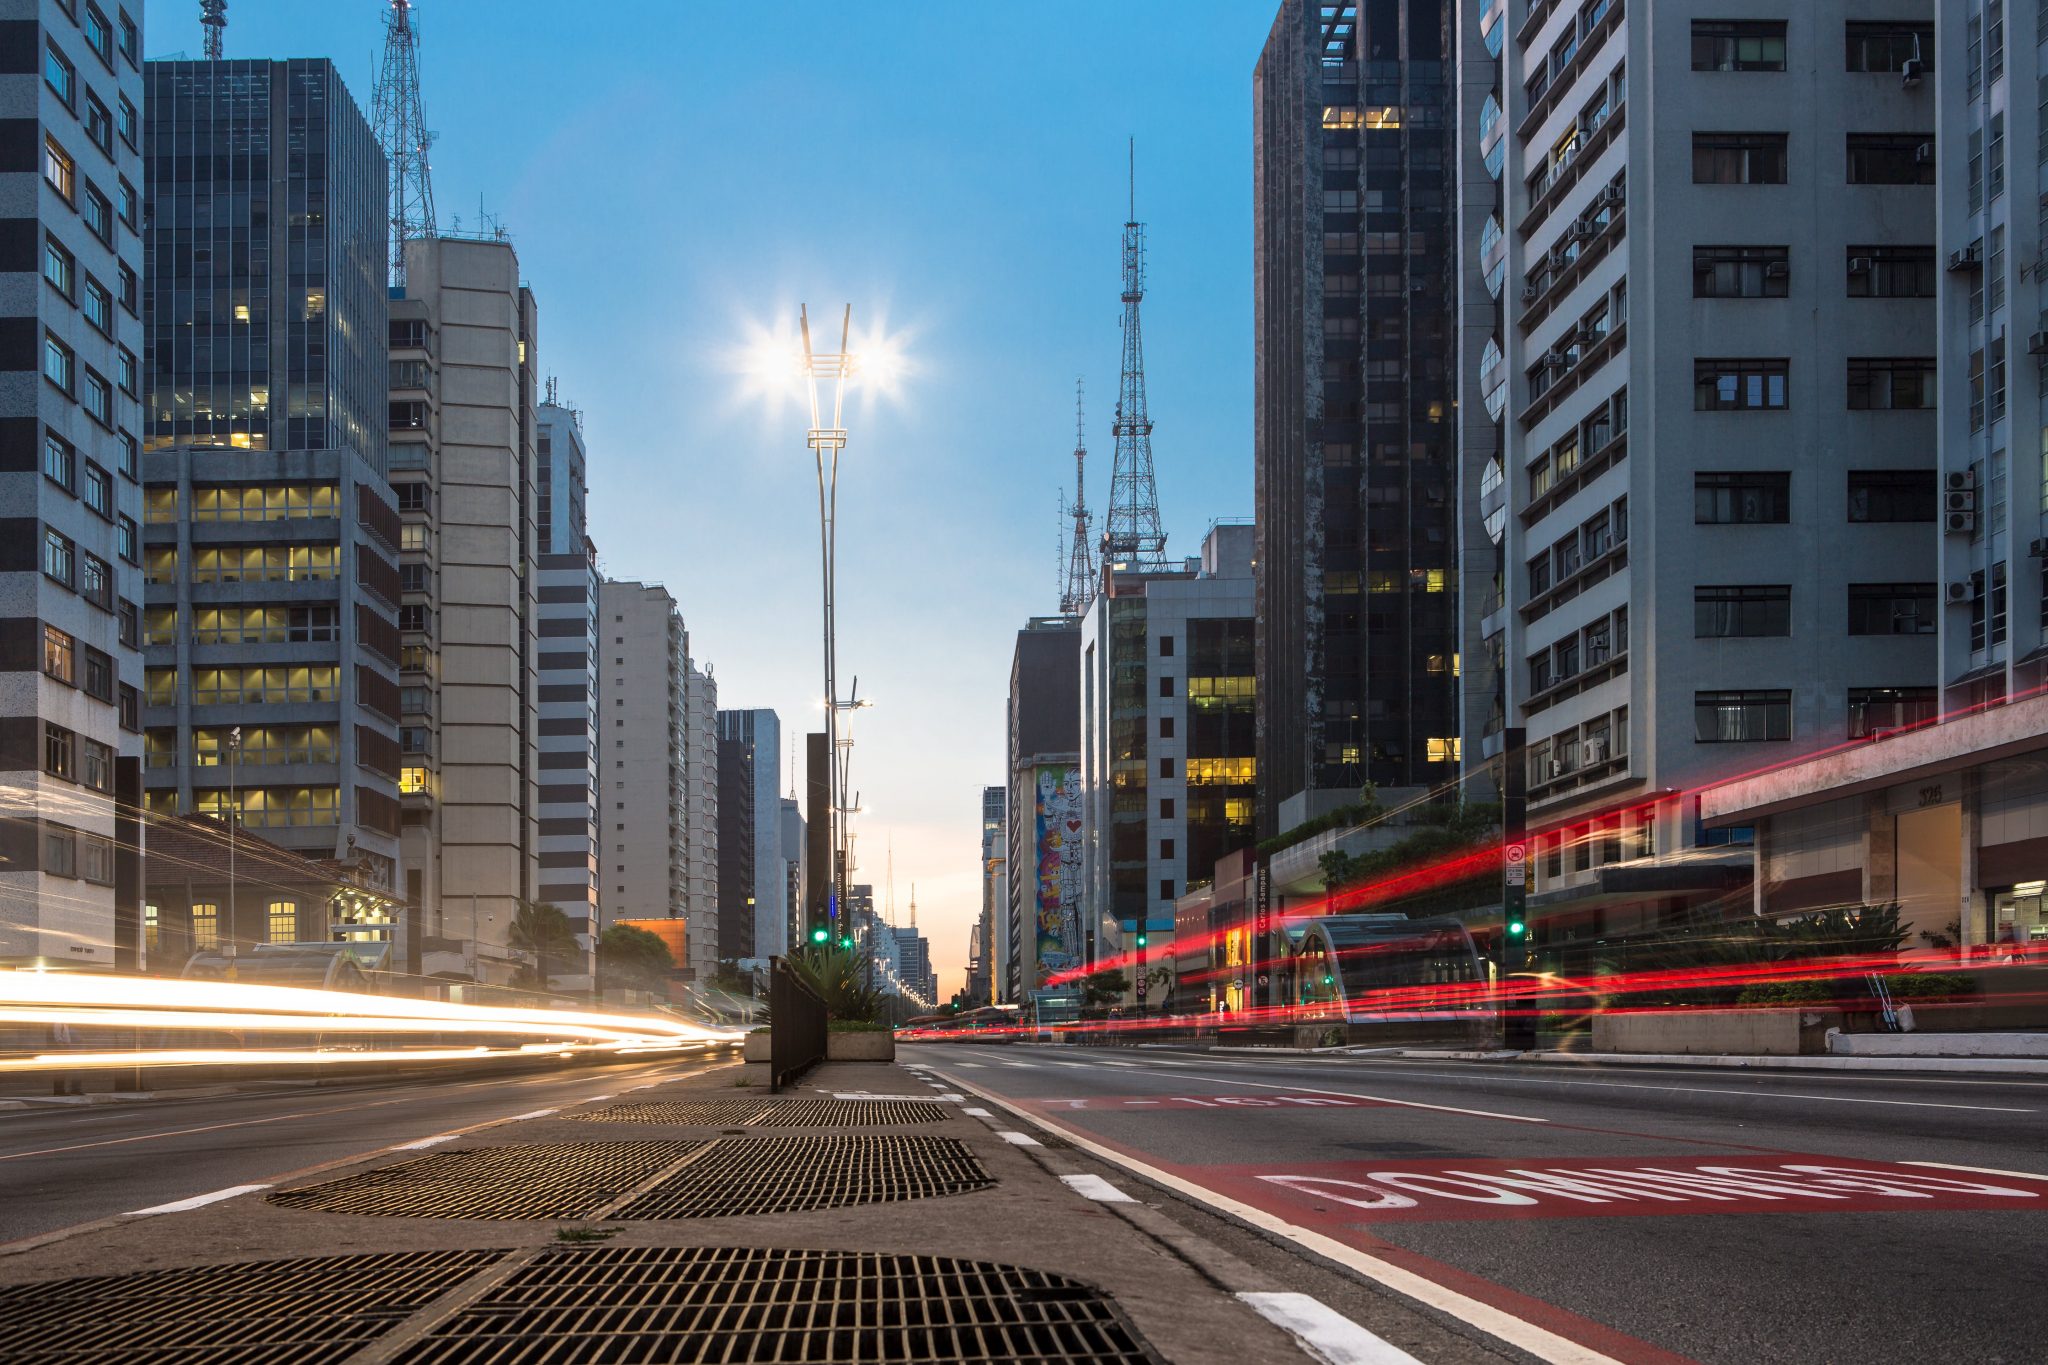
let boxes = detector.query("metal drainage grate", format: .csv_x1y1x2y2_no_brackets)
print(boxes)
0,1249,501,1363
394,1246,1162,1365
268,1142,702,1221
574,1098,949,1128
615,1134,991,1219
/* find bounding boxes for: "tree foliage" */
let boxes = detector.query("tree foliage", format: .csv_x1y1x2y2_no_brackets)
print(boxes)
509,900,581,988
597,924,674,992
1081,968,1130,1007
787,942,884,1023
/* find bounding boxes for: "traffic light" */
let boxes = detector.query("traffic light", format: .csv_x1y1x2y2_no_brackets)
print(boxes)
1506,918,1527,938
840,936,854,950
1134,932,1148,948
810,926,830,945
1321,974,1334,987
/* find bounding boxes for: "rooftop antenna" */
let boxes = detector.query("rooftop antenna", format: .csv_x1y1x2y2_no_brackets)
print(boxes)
909,883,917,929
200,0,226,60
373,0,437,288
884,839,895,927
1059,378,1098,612
1103,139,1168,571
544,375,559,406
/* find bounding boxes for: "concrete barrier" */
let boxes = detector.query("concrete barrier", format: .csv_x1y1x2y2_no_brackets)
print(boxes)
1592,1009,1813,1056
826,1031,895,1061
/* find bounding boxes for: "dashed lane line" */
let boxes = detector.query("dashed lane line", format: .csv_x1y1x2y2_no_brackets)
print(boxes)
123,1184,270,1217
1061,1173,1135,1203
997,1130,1042,1146
1238,1291,1426,1365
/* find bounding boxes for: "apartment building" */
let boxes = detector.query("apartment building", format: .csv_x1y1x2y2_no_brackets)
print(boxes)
1,0,148,969
533,398,598,969
140,59,404,957
1005,615,1080,998
389,235,539,984
1477,0,1938,949
715,707,783,960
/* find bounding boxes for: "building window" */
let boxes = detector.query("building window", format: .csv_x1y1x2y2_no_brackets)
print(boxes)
43,528,75,587
116,176,136,229
1159,798,1174,819
1970,564,2009,650
1158,675,1173,699
44,431,75,490
1159,879,1175,901
82,369,111,425
82,462,112,519
44,135,74,201
1847,583,1936,635
1159,757,1175,779
1695,359,1788,410
1847,687,1937,738
84,91,111,152
44,235,74,299
80,552,111,609
117,347,136,396
45,723,75,781
118,431,137,479
1691,21,1786,72
117,92,136,146
44,40,75,104
268,901,298,944
1694,584,1791,638
1846,133,1935,185
1846,357,1936,410
1692,245,1789,298
1692,133,1788,184
118,598,138,648
44,825,77,879
81,275,111,334
81,739,112,793
1847,470,1936,522
1159,635,1174,657
117,514,137,564
118,261,137,314
82,182,111,244
1695,690,1791,742
190,902,219,950
44,332,74,394
43,625,76,684
1846,245,1936,298
1846,22,1932,72
1694,471,1790,524
82,3,112,61
83,647,112,702
1159,715,1175,739
118,683,138,733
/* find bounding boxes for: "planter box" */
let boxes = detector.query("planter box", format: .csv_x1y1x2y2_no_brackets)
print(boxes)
741,1033,771,1063
826,1031,896,1061
1591,1008,1833,1056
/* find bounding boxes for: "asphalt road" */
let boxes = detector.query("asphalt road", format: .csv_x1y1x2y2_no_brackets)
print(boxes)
0,1053,727,1245
902,1042,2048,1365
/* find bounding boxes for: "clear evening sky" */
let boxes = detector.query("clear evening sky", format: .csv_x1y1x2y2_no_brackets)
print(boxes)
148,1,1274,995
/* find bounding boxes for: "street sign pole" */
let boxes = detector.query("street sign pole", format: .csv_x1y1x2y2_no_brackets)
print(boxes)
1501,727,1533,1049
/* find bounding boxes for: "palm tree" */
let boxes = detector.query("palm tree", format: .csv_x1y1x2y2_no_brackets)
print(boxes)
509,900,580,992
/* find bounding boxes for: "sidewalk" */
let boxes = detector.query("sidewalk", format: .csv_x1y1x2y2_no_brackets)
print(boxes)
0,1057,1349,1363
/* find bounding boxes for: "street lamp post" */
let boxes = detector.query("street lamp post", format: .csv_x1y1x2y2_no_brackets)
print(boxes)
226,725,241,950
799,305,856,947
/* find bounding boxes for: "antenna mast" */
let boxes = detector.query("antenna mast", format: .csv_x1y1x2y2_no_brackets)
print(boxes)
373,0,438,288
1103,139,1168,571
200,0,226,59
1059,378,1098,613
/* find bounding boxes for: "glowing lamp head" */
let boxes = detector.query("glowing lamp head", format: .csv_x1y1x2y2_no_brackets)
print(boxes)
1507,919,1527,937
810,926,830,945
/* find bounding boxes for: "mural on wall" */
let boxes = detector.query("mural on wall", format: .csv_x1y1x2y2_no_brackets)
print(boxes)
1033,763,1083,983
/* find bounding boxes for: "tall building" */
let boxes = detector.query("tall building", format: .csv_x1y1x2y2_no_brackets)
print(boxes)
2,0,148,969
681,653,717,974
778,793,804,956
1005,615,1080,999
892,921,935,1005
1254,0,1461,842
597,579,685,958
1937,2,2041,708
977,784,1004,1002
533,397,598,967
1474,2,1937,947
140,58,404,956
716,707,782,959
1078,524,1256,987
388,235,540,983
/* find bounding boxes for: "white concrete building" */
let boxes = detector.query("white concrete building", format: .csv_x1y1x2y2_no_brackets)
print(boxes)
533,399,598,981
1473,0,1939,950
682,655,717,977
597,580,687,960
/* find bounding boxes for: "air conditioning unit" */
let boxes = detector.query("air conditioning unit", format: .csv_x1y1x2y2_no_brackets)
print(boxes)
1543,349,1569,368
1601,185,1626,207
1579,324,1603,346
1573,216,1597,238
1547,759,1566,778
1915,142,1937,165
2029,332,2048,356
1946,488,1978,512
1946,580,1973,602
1582,737,1609,764
1847,255,1874,274
1522,281,1542,302
1901,58,1925,87
2029,537,2048,559
1948,244,1982,271
1946,510,1979,534
1946,470,1976,492
1764,260,1790,279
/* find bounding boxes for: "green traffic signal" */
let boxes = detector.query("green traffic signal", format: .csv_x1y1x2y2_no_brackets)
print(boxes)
1322,974,1334,986
1506,919,1527,937
810,926,830,944
1134,933,1148,948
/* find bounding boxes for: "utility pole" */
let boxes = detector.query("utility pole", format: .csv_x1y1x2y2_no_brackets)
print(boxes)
225,725,240,951
1500,728,1532,1049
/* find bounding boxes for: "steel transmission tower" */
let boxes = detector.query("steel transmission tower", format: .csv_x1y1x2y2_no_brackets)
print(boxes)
200,1,226,60
373,0,437,288
1059,379,1097,614
1103,141,1168,572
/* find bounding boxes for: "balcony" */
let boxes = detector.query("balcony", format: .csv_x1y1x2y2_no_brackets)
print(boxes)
1520,320,1626,431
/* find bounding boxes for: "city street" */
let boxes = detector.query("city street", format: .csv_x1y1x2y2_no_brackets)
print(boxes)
0,1055,721,1246
904,1043,2048,1365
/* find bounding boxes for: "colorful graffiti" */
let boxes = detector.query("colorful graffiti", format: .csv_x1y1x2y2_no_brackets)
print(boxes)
1033,764,1082,983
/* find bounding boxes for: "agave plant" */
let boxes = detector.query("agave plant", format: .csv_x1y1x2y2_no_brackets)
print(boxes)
786,943,884,1024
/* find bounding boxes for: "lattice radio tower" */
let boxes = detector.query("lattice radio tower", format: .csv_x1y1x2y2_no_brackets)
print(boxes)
1058,378,1097,614
200,1,226,59
373,1,438,288
1103,140,1168,572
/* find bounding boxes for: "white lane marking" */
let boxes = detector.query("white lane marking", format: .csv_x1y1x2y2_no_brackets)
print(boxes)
963,1107,993,1117
1365,1072,2036,1114
1237,1291,1426,1365
833,1093,938,1101
1061,1173,1135,1203
1906,1160,2048,1183
581,1094,615,1103
997,1131,1042,1146
1001,1062,1038,1069
1050,1061,1090,1068
124,1184,270,1217
1167,1072,1548,1125
954,1061,985,1068
1370,1059,2048,1092
393,1133,461,1150
945,1083,1620,1365
1096,1059,1138,1067
499,1108,559,1122
936,1093,964,1102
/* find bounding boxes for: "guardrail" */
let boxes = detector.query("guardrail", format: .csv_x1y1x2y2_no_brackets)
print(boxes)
767,956,826,1093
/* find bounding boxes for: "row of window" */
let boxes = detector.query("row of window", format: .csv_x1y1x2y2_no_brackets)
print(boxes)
43,524,130,610
1689,358,1939,412
150,899,304,952
1528,604,1627,696
43,329,136,427
1689,20,1930,75
1526,496,1627,598
142,605,341,647
1687,583,1943,638
1691,245,1938,300
142,484,340,523
40,820,117,886
1526,388,1626,505
42,132,136,245
1688,471,1938,525
41,720,115,794
1690,133,1933,187
145,665,341,708
145,726,340,769
44,233,138,334
142,545,341,585
44,432,137,542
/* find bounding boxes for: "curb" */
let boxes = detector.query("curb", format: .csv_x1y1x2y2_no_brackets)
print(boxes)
1392,1048,2048,1076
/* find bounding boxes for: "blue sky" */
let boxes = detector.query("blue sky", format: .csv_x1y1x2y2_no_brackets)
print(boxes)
150,1,1277,993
